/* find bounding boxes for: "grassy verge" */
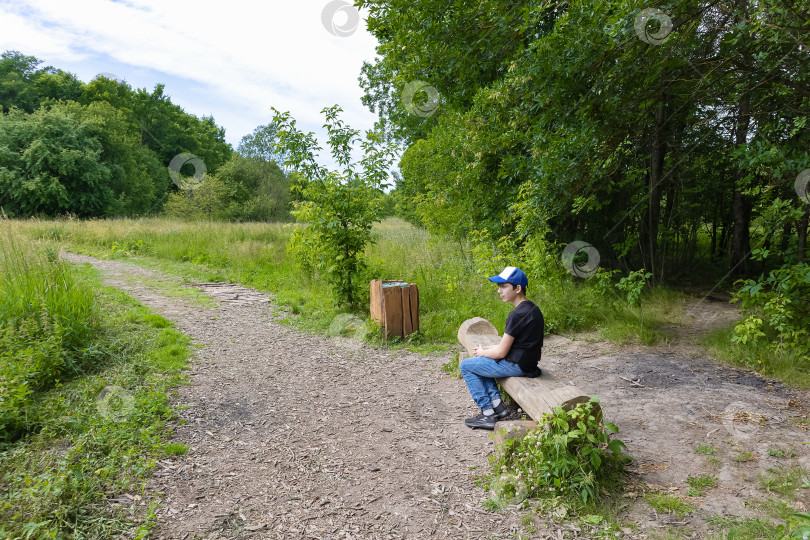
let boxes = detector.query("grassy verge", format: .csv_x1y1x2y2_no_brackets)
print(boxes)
1,228,192,538
9,217,689,352
702,327,810,388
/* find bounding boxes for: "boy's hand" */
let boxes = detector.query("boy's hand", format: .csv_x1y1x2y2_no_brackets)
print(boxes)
473,344,483,357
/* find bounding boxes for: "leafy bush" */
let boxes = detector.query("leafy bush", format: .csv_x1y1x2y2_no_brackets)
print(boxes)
731,262,810,360
272,105,397,308
0,100,161,217
162,174,231,220
489,398,629,504
163,155,292,222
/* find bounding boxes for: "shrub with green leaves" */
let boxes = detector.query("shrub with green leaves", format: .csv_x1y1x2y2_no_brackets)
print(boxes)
271,105,397,309
489,398,629,503
616,269,653,333
732,262,810,360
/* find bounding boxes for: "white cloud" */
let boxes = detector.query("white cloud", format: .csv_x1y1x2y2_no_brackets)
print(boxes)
0,0,382,155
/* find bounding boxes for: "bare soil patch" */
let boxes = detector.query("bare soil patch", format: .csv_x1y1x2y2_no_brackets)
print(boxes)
64,253,810,539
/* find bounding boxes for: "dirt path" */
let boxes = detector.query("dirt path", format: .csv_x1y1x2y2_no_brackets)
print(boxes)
64,253,810,539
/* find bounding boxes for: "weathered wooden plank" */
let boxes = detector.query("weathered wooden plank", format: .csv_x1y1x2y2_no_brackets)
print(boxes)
401,285,413,336
409,283,419,333
382,285,403,337
370,280,382,321
457,317,595,422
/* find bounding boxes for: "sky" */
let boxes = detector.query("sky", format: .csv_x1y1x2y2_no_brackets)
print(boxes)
0,0,383,163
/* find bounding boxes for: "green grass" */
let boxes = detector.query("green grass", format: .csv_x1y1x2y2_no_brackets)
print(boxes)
767,446,797,459
9,217,693,355
702,327,810,388
0,229,100,440
644,494,693,517
695,445,717,455
119,273,216,308
0,227,193,538
162,442,190,456
685,474,718,496
731,450,755,462
687,474,718,489
731,450,754,463
758,466,807,498
441,351,461,377
755,497,796,521
706,516,787,540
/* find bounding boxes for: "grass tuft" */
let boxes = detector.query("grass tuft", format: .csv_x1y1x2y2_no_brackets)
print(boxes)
644,493,693,517
0,225,193,538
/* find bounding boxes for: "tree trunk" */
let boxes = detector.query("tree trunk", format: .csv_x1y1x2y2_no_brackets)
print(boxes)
730,98,751,277
778,223,791,262
645,90,667,279
799,208,808,263
659,178,677,282
710,200,718,261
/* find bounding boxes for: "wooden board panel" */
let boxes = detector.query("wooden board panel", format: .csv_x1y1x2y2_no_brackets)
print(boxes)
382,285,403,337
401,285,413,336
370,280,382,321
409,283,419,333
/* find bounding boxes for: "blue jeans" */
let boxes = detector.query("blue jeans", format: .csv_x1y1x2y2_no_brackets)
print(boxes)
459,356,525,410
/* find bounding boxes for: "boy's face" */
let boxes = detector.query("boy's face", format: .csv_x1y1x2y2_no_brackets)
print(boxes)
497,282,519,303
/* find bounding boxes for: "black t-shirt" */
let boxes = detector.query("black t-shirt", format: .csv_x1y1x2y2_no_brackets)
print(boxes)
503,300,544,373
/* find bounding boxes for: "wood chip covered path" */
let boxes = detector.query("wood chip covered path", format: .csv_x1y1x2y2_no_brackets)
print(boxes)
63,253,529,539
62,253,810,539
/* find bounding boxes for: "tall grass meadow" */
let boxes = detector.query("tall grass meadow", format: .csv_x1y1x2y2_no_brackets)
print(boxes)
1,222,194,537
0,227,99,440
9,216,689,351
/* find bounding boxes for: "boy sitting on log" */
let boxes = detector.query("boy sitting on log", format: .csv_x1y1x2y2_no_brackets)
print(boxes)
461,266,544,430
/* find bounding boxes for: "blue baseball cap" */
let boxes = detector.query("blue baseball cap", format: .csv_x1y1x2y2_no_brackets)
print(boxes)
488,266,528,288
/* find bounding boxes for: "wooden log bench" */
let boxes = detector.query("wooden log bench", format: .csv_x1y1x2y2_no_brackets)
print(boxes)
457,317,597,428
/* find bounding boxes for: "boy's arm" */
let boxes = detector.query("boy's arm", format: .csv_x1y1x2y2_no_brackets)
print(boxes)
473,333,515,360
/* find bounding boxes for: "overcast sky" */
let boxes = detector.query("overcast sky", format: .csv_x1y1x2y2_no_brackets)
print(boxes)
0,0,383,164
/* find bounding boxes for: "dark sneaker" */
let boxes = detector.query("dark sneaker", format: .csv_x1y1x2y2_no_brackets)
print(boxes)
464,412,498,430
493,401,509,419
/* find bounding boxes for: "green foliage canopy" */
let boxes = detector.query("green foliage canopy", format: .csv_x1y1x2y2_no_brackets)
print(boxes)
360,0,810,283
0,101,159,217
163,155,292,222
0,50,234,218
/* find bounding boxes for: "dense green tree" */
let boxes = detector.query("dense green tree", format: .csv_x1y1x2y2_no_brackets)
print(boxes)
162,174,231,220
0,101,158,217
162,155,291,222
359,0,810,282
0,50,235,217
81,75,233,175
129,84,232,175
216,155,291,221
237,122,289,170
0,51,83,113
80,74,136,115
